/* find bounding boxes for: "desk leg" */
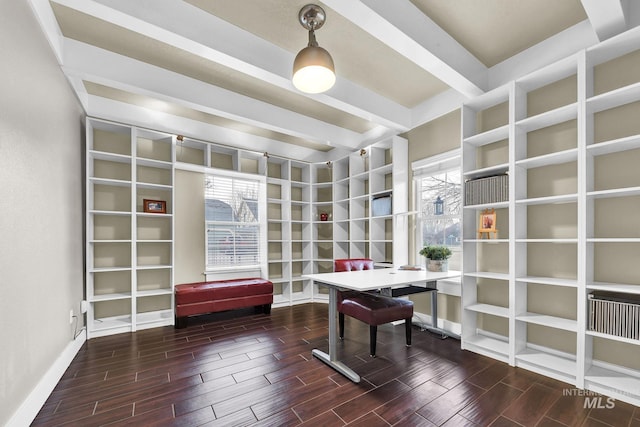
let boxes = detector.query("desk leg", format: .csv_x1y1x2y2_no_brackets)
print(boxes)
431,290,438,330
420,281,460,340
312,286,361,383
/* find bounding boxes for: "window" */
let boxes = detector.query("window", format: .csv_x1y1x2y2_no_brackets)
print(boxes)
418,170,462,247
413,149,462,256
205,173,264,269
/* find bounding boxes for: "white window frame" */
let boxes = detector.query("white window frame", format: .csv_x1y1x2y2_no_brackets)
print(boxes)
199,166,268,275
412,149,462,261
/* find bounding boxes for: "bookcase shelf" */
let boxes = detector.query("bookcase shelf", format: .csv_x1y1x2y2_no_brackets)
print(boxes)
463,124,509,147
463,334,510,362
86,118,175,338
515,348,577,383
514,148,578,169
463,163,509,180
465,303,509,318
460,27,640,406
516,313,577,332
516,276,578,288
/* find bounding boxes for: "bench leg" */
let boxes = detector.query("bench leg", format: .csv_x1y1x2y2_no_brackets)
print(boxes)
405,318,412,346
175,316,187,329
369,325,377,357
339,312,345,339
254,304,272,314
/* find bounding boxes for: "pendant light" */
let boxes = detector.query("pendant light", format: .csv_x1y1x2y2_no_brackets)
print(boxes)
292,4,335,94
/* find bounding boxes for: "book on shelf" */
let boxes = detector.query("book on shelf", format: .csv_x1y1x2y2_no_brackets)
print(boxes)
464,174,508,206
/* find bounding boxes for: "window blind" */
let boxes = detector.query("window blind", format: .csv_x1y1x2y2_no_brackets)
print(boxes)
205,174,260,269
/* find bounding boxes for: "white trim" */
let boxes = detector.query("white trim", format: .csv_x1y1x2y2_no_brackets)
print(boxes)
175,161,267,184
411,148,461,176
203,169,268,278
7,331,87,427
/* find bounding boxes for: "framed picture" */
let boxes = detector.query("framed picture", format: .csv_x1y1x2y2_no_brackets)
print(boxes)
143,199,166,214
478,208,497,239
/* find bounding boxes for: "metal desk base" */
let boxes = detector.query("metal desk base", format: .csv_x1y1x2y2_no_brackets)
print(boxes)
312,287,362,382
388,282,460,340
311,349,360,382
312,278,458,382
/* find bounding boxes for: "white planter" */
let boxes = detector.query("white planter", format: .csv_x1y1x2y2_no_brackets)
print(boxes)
426,259,448,272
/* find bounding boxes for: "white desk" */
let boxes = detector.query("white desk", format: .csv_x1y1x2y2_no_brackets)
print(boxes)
303,268,461,382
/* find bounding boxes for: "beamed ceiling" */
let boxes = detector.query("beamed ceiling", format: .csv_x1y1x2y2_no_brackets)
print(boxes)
28,0,638,162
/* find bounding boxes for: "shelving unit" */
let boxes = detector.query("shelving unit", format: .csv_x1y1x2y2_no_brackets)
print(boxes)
461,27,640,405
171,137,310,307
461,83,513,363
265,157,291,306
263,137,408,305
263,156,312,306
86,119,408,337
86,119,175,338
329,137,407,268
583,26,640,405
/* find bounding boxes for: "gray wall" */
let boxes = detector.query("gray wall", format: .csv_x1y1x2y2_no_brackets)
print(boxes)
0,1,84,424
175,169,206,284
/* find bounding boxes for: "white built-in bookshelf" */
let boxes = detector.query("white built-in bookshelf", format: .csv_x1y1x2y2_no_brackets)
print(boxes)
461,27,640,406
86,119,175,338
86,118,408,334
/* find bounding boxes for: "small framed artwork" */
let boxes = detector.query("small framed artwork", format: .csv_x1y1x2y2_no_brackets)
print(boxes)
478,208,498,239
143,199,167,214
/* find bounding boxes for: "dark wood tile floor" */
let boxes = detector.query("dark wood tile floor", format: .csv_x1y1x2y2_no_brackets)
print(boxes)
33,304,640,426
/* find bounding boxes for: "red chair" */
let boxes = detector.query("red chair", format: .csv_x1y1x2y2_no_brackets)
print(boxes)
334,259,413,357
334,258,374,273
334,258,374,343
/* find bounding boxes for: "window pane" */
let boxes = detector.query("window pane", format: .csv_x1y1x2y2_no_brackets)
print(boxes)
205,176,259,223
206,224,259,266
205,174,261,269
420,170,462,248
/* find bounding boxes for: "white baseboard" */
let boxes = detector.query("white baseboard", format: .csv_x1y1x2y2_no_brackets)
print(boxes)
7,330,86,427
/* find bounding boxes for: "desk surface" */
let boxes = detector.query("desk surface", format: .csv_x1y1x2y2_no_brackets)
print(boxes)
303,269,461,291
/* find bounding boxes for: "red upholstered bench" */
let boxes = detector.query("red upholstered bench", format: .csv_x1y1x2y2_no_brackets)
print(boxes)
174,278,273,328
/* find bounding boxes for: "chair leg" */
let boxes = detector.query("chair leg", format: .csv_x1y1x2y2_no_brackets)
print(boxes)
339,312,345,339
369,325,377,357
405,317,412,346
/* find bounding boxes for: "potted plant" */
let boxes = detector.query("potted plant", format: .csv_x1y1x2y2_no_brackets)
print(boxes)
419,245,452,272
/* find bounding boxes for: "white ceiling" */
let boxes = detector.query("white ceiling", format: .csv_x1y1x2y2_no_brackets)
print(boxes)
28,0,637,162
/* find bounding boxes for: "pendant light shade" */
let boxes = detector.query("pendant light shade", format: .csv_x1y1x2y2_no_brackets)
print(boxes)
292,44,335,93
292,4,335,94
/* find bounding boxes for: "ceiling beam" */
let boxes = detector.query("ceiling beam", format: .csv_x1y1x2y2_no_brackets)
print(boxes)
581,0,629,41
86,95,347,162
322,0,487,99
411,89,468,129
62,39,365,150
53,0,411,132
